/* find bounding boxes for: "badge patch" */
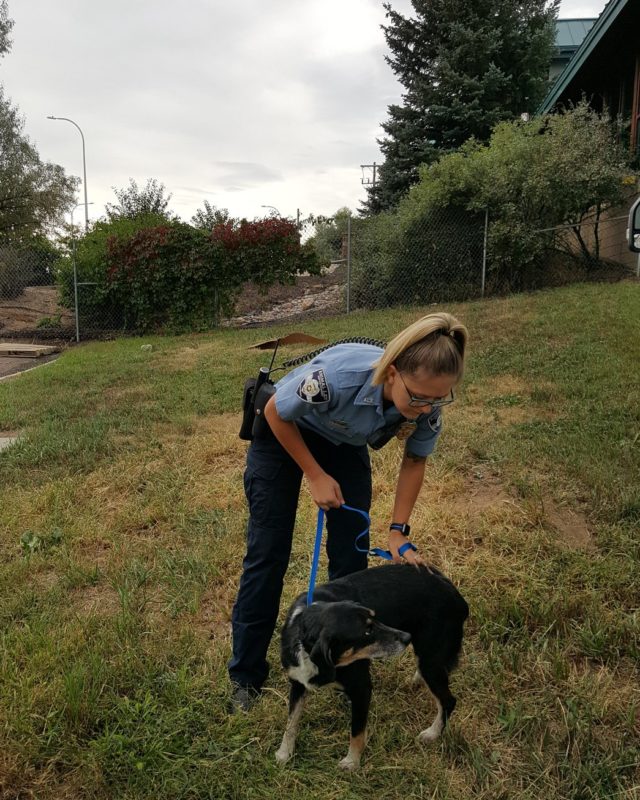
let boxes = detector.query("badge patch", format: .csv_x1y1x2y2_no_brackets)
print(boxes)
428,413,442,433
296,369,330,404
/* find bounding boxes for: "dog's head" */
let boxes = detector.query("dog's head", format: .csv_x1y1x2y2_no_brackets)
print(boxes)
299,601,411,681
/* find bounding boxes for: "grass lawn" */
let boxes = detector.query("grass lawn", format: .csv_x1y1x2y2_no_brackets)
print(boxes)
0,281,638,800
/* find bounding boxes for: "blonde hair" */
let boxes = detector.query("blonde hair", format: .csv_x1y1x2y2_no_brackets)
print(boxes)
372,312,468,386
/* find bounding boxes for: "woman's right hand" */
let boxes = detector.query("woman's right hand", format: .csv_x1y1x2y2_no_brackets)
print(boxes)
307,471,345,511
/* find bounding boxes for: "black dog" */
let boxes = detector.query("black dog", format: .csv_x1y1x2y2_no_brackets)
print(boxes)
276,563,469,770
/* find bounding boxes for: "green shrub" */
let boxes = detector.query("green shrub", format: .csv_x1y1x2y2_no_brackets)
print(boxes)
354,104,636,305
351,206,485,308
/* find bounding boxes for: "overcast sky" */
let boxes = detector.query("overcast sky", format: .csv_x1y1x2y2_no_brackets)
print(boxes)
1,0,607,226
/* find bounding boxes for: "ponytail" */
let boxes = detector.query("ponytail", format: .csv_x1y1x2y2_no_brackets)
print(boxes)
372,312,467,386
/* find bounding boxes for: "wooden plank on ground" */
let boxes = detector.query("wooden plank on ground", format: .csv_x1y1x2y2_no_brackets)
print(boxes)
0,343,60,358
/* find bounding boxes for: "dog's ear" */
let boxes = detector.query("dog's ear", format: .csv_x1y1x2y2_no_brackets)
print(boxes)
301,606,336,682
310,631,333,666
309,632,335,682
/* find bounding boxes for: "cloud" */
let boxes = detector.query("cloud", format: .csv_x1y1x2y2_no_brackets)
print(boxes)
2,0,603,222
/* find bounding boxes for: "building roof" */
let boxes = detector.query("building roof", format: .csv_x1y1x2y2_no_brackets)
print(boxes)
539,0,631,113
554,18,595,51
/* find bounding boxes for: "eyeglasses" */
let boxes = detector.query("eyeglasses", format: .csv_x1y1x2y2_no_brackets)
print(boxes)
397,372,455,409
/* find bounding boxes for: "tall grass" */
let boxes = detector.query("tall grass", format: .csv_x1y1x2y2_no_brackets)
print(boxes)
0,282,638,799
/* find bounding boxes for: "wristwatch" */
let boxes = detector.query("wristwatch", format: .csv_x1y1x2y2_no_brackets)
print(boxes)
389,523,417,558
389,522,411,536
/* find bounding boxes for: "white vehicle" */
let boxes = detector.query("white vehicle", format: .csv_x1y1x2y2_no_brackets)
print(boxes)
628,196,640,252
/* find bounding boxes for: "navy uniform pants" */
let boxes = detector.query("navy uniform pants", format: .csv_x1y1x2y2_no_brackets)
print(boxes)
228,427,372,691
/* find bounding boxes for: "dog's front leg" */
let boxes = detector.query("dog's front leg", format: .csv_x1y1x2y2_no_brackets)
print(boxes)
275,680,306,765
337,664,372,771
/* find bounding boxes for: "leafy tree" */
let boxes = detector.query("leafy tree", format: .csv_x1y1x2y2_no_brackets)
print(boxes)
0,87,78,242
105,178,175,221
364,0,559,213
0,3,77,241
55,214,323,332
404,103,631,275
307,207,352,265
190,199,232,231
1,0,13,57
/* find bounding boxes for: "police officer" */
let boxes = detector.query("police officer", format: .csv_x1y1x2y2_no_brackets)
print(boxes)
229,312,468,711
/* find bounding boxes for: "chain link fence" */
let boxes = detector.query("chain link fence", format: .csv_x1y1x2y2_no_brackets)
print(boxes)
0,243,127,342
347,207,488,310
342,199,638,313
1,199,637,341
0,244,73,341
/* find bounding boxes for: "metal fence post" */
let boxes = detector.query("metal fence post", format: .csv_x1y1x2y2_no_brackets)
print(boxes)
346,214,352,314
481,208,489,298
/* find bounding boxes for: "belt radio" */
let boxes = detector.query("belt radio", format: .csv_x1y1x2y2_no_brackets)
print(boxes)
239,337,387,442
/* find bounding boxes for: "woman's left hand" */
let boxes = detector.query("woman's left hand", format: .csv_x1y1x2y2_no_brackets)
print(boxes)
388,529,425,567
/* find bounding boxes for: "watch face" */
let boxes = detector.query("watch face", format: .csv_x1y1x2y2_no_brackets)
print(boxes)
395,420,418,441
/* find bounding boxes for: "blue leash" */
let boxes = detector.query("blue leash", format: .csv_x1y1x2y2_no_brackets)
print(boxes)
306,504,393,606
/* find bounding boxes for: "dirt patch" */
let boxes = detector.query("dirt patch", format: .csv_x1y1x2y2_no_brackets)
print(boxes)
460,376,560,427
71,538,114,569
0,286,74,334
30,569,59,592
72,584,120,616
163,344,202,372
445,472,512,516
545,503,595,551
439,471,594,552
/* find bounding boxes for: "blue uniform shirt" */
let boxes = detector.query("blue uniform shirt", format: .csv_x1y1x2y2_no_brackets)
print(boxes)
274,343,443,457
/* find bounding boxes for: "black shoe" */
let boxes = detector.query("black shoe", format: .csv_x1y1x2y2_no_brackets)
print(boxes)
229,684,260,714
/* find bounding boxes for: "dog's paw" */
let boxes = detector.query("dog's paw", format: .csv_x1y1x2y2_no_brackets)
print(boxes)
275,746,293,765
338,754,361,771
417,725,441,745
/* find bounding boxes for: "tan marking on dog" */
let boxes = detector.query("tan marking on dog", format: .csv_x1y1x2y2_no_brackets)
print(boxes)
339,731,366,771
275,695,306,765
336,644,379,666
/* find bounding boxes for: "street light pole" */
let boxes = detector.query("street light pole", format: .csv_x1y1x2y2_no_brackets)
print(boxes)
70,201,94,343
47,115,89,231
260,204,280,217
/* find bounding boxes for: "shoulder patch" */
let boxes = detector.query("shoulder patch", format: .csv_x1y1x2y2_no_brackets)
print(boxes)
296,369,330,404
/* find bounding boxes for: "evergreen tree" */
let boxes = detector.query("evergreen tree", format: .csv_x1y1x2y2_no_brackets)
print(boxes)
364,0,559,213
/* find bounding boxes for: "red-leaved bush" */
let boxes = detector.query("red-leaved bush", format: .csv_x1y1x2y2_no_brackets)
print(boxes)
81,217,323,331
211,218,320,287
105,223,232,331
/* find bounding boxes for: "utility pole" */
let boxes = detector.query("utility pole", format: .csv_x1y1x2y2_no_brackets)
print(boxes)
360,162,378,187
